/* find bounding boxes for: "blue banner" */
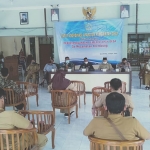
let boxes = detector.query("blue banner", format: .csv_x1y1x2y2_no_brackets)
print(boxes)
55,19,123,65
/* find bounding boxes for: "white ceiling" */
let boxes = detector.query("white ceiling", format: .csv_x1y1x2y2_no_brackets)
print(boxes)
0,0,150,9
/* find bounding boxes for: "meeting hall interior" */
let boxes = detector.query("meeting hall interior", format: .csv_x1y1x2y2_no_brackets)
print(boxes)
0,0,150,150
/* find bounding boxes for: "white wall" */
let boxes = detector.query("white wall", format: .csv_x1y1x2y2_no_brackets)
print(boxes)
0,3,150,63
0,36,23,56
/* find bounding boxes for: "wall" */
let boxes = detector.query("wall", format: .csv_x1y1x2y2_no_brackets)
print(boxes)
0,36,23,56
0,3,150,63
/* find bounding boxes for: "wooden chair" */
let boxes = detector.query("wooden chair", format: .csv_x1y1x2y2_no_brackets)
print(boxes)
71,80,86,108
92,87,109,116
0,128,38,150
104,81,126,93
51,90,78,124
16,81,38,109
3,88,26,110
19,110,55,149
88,136,144,150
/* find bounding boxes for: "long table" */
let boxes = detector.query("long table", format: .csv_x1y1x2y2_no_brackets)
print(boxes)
48,71,132,94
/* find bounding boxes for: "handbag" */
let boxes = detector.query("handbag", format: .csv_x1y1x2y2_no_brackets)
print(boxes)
106,118,127,140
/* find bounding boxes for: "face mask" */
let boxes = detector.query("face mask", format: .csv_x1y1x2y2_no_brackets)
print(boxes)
103,61,107,64
66,60,70,64
85,62,88,64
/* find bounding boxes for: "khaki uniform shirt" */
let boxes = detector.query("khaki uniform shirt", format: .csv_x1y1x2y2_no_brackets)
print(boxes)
95,92,134,108
98,63,113,70
26,63,40,73
0,108,47,149
83,114,150,140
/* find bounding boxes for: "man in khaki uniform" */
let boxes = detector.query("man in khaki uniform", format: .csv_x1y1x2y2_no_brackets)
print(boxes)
0,88,47,150
92,78,134,116
25,59,40,83
98,57,113,70
84,92,150,140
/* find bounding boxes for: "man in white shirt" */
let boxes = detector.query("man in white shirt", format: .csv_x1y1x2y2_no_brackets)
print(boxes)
52,10,58,21
121,7,129,18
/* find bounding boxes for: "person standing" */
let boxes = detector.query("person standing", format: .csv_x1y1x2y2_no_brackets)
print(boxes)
98,57,113,71
79,57,94,71
25,59,40,83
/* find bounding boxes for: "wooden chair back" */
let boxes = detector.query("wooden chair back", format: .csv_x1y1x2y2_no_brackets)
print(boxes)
0,128,38,150
19,110,55,149
3,88,26,110
92,87,109,116
16,81,38,108
104,81,126,93
51,90,78,124
88,136,144,150
71,80,86,108
19,110,55,135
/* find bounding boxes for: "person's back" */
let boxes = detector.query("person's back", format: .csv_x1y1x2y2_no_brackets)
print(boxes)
84,92,150,141
0,88,48,150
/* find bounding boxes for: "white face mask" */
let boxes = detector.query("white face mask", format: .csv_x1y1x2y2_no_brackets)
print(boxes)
66,60,70,64
103,61,107,64
85,62,88,64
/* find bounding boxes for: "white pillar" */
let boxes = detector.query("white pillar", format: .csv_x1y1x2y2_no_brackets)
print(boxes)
25,36,30,56
35,37,40,64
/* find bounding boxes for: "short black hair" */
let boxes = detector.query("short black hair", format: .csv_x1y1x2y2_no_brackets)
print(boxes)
103,57,107,60
1,68,8,77
110,78,122,90
84,57,87,60
106,92,125,114
122,58,127,61
65,57,69,59
0,88,6,98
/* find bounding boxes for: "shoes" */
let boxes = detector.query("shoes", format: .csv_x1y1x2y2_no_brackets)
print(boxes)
145,86,150,90
39,82,44,87
64,111,75,118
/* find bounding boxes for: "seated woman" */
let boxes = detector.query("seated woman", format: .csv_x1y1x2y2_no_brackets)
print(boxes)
39,60,57,86
139,59,150,89
49,70,77,117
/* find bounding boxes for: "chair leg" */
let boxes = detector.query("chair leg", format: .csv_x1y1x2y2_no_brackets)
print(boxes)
84,93,86,105
26,97,29,110
79,95,80,108
53,108,55,124
52,128,55,149
76,104,78,118
36,94,39,106
68,108,70,124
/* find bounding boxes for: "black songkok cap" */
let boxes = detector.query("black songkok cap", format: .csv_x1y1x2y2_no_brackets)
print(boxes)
103,57,107,60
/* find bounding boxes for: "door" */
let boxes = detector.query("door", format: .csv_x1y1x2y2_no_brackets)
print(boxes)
39,44,52,70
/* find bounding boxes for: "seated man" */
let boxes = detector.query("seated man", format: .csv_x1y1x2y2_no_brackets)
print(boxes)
98,57,113,71
39,60,57,86
79,57,94,71
0,68,24,110
25,59,40,83
84,92,150,140
0,88,48,150
117,58,131,72
92,78,134,116
60,57,74,70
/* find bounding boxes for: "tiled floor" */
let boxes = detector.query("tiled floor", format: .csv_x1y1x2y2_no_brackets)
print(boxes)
9,71,150,149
